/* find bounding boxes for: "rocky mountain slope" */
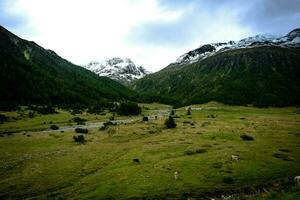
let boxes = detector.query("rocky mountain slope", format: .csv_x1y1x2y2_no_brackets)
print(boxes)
85,58,150,84
172,28,300,66
133,28,300,107
0,25,139,109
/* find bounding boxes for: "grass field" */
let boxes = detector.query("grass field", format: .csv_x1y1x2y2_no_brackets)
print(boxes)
0,103,300,199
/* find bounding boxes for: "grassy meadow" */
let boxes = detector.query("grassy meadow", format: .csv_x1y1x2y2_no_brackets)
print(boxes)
0,102,300,199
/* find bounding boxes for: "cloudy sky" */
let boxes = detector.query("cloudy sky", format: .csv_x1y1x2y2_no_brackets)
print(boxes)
1,0,300,71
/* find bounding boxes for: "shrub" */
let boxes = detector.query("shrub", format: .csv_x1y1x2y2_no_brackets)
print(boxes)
0,114,7,123
87,104,103,114
109,113,115,121
75,128,88,134
195,148,207,153
73,135,85,143
132,158,140,164
142,116,149,121
72,117,87,123
117,102,141,116
50,125,59,130
28,106,57,114
170,110,175,115
99,121,114,131
184,148,207,155
186,107,191,115
165,116,176,128
222,177,234,184
240,134,254,141
70,109,82,115
29,111,35,118
184,150,196,155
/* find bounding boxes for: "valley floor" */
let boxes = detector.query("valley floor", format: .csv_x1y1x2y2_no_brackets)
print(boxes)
0,103,300,199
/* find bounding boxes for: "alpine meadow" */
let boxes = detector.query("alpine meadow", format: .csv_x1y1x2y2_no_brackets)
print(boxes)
1,0,300,199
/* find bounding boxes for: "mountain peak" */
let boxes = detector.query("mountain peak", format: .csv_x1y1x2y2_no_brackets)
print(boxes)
287,28,300,38
84,57,150,84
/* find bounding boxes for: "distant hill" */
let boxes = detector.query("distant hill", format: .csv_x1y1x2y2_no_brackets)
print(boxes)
133,29,300,107
84,57,150,85
0,25,139,110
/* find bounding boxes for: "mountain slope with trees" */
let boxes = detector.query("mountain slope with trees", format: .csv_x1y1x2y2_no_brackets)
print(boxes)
133,39,300,107
0,25,139,110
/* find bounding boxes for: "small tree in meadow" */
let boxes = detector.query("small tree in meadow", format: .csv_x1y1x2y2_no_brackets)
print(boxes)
186,107,192,115
165,116,176,128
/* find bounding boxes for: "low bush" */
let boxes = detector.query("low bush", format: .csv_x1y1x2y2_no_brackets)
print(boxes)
195,148,207,153
28,106,57,114
50,125,59,130
99,121,114,131
184,148,207,155
222,177,234,184
272,153,293,161
75,128,88,134
70,109,82,115
0,114,7,123
73,135,85,143
240,134,254,141
72,117,87,123
29,111,35,118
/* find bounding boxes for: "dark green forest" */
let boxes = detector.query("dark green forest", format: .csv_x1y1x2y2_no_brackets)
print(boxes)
0,26,139,110
133,46,300,107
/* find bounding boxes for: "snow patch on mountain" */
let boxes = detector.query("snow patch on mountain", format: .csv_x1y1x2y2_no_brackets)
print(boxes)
175,28,300,65
84,57,150,84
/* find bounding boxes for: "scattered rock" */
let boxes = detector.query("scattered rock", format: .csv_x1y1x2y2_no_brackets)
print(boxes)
231,155,239,162
174,171,178,180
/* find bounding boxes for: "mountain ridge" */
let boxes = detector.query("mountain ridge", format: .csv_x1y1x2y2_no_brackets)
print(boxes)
173,28,300,67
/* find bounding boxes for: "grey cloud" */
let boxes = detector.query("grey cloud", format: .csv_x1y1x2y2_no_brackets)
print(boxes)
240,0,300,35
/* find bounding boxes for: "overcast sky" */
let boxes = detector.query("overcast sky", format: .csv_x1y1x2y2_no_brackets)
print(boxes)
1,0,300,71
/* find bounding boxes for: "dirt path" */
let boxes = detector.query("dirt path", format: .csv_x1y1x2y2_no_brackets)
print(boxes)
43,112,170,133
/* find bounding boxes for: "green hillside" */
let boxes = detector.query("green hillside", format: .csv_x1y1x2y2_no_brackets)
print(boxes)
133,46,300,107
0,25,138,110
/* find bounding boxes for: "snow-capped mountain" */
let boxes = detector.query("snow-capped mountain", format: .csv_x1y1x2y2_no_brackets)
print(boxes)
175,28,300,65
84,57,150,84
